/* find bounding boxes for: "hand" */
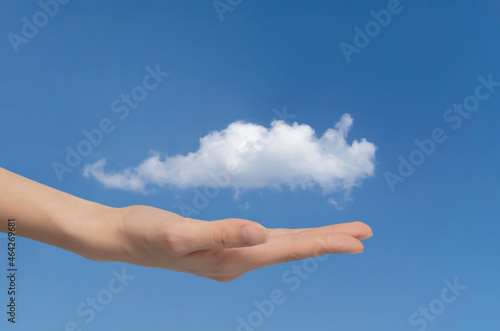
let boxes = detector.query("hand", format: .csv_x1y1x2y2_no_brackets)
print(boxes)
0,167,373,282
103,205,373,282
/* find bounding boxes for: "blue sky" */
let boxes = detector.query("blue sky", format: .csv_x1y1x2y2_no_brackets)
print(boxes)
1,0,499,330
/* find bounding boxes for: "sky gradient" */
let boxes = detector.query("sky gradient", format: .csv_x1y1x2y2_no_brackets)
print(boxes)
1,1,499,330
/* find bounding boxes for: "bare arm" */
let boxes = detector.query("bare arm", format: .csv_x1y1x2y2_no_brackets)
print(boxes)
0,167,124,260
0,167,372,282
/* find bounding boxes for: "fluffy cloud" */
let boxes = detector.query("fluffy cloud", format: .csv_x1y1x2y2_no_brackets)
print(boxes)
83,114,376,195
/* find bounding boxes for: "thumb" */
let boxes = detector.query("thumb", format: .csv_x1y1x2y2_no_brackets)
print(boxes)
188,218,269,250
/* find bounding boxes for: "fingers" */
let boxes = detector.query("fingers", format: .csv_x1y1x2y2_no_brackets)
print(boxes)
179,221,373,282
269,221,373,240
320,221,373,240
232,230,365,267
184,218,269,251
183,220,371,255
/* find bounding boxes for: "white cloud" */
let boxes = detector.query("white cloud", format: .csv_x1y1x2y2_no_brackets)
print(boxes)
83,114,376,195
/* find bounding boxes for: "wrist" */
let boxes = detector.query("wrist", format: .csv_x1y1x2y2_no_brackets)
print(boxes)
59,202,127,262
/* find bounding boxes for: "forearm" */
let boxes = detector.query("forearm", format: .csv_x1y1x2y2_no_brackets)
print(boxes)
0,168,372,282
0,167,124,261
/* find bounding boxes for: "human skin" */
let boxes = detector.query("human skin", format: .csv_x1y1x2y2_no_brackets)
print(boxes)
0,167,373,282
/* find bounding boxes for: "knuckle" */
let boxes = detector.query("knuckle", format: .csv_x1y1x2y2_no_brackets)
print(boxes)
160,227,188,255
320,233,338,254
284,235,303,262
284,253,303,263
212,225,233,248
167,240,187,255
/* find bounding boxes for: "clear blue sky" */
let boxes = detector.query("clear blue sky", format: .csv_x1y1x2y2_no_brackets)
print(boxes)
1,1,499,330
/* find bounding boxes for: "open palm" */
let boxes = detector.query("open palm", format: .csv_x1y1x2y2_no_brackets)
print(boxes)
116,205,373,282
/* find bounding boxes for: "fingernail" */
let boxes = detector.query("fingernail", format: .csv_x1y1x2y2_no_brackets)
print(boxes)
241,225,269,245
